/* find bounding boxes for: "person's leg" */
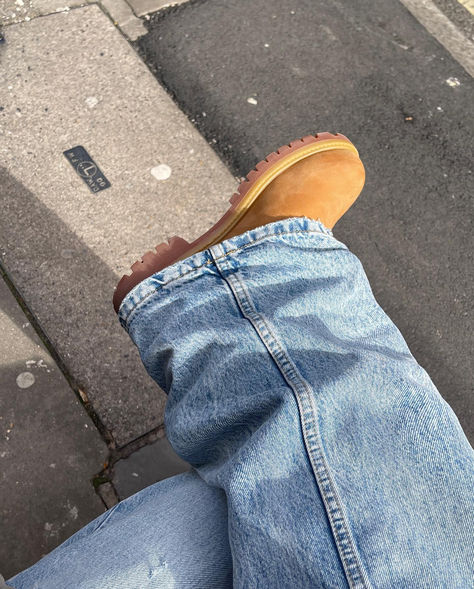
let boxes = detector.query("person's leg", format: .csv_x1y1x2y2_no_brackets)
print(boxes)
8,470,232,589
119,216,474,588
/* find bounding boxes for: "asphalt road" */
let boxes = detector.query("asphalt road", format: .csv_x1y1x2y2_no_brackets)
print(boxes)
136,0,474,442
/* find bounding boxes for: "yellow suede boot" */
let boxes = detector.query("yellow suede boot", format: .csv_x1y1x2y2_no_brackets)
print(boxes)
114,132,365,312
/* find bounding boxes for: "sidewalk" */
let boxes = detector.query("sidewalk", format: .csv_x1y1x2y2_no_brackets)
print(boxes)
1,0,234,576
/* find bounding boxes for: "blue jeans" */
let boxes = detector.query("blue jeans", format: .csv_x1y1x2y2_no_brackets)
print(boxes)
9,217,474,588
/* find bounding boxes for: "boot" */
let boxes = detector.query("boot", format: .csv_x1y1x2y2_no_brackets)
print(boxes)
113,132,365,313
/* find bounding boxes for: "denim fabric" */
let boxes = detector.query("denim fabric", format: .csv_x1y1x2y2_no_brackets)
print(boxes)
10,217,474,588
8,471,231,588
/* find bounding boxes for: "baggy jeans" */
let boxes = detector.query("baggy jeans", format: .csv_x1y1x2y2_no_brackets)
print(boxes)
9,217,474,588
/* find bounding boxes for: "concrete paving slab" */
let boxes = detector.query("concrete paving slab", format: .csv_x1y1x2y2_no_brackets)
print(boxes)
113,431,190,500
0,0,87,25
127,0,189,18
1,1,147,41
0,4,237,446
138,0,474,444
0,276,107,579
100,0,147,39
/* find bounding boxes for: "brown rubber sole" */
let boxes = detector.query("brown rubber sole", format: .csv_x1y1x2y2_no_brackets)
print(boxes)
113,131,358,313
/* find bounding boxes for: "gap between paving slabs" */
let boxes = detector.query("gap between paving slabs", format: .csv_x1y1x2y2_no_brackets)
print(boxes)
0,263,118,507
94,424,170,506
2,225,188,510
1,265,183,507
1,214,191,508
0,271,108,578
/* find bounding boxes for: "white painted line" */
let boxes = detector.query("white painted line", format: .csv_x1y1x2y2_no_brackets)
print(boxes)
399,0,474,77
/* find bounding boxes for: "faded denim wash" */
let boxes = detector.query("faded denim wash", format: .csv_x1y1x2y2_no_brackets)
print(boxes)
10,217,474,588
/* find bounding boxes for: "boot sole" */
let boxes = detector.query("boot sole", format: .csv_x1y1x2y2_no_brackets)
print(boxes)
113,131,358,312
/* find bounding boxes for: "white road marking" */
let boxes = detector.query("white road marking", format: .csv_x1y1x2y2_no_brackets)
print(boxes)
399,0,474,77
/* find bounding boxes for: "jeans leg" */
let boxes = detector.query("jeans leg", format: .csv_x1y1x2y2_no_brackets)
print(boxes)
120,216,474,589
8,470,231,589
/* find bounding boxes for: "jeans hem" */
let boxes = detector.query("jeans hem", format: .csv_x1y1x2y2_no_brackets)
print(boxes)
118,216,336,330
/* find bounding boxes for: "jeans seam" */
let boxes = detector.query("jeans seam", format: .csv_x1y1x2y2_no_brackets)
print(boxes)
123,228,342,330
210,245,372,589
